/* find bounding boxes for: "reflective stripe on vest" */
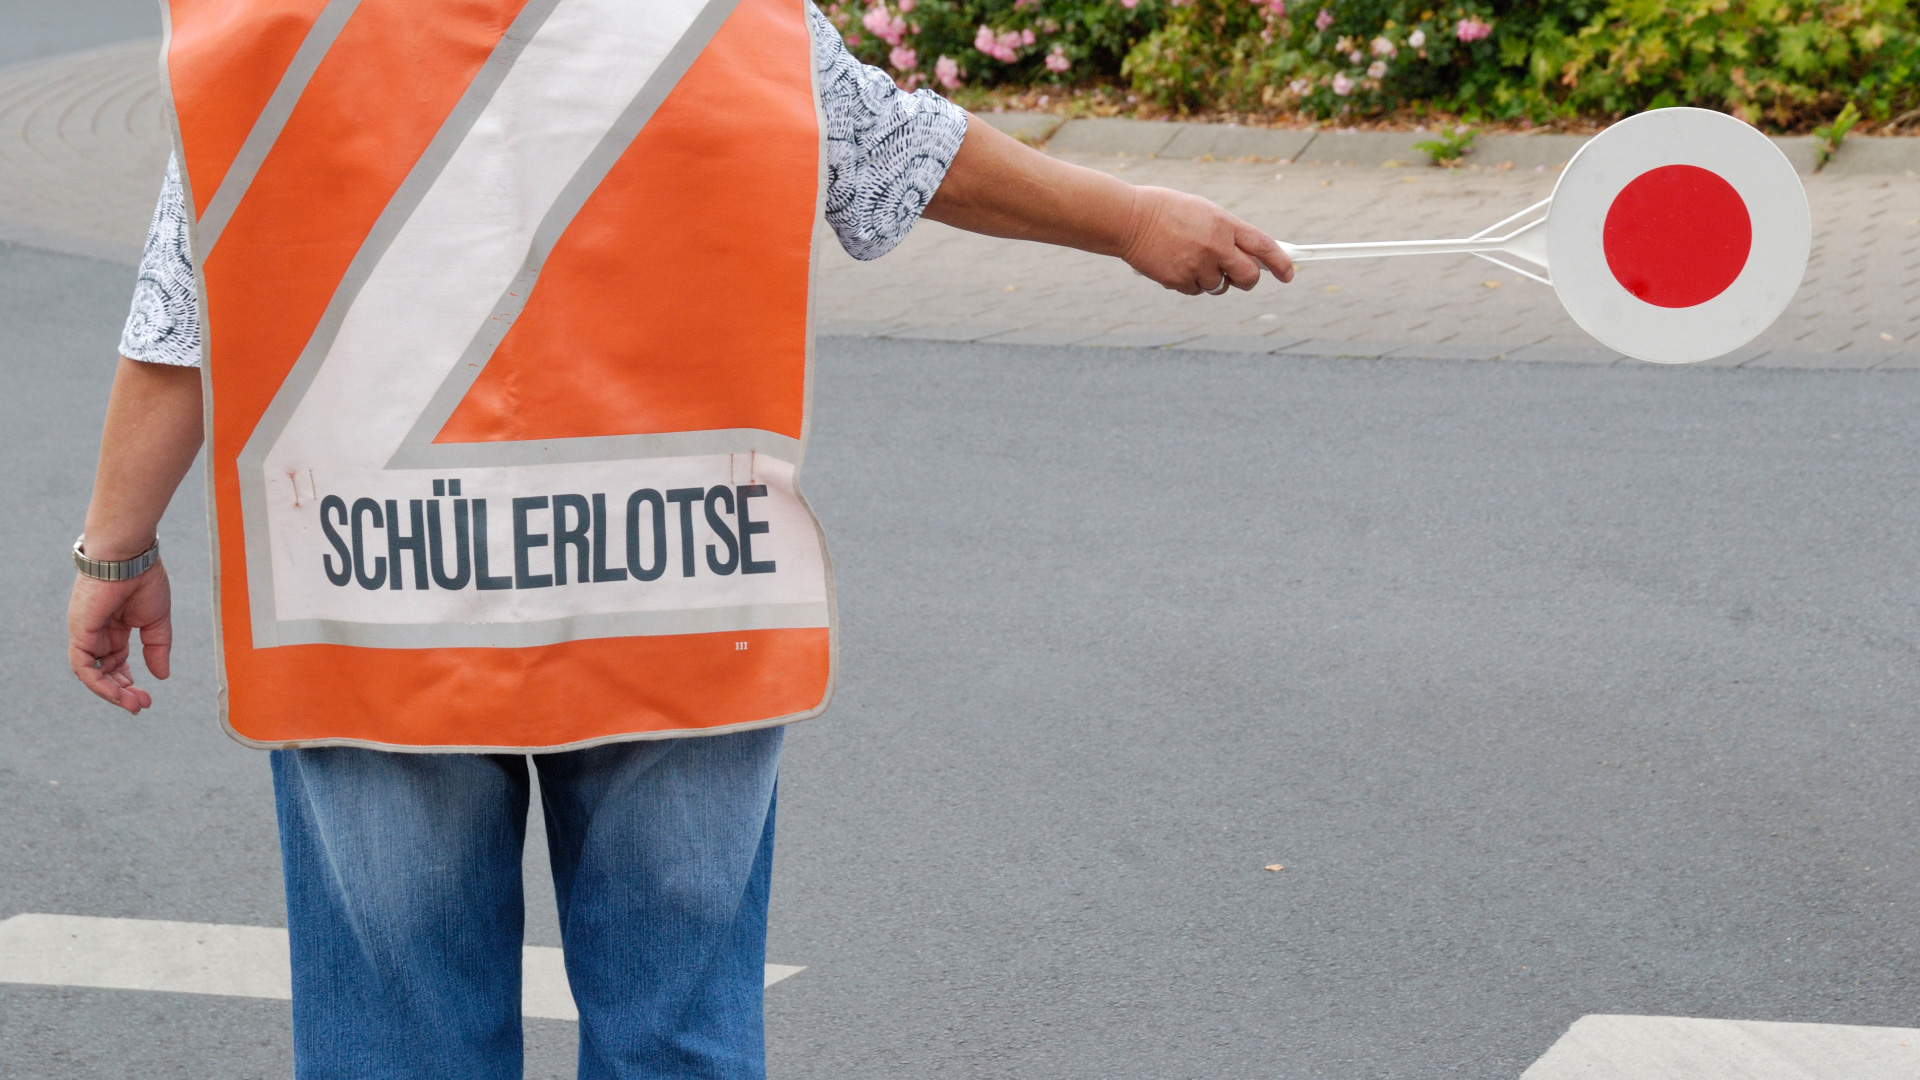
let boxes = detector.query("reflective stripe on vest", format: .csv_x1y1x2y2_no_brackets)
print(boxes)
164,0,832,750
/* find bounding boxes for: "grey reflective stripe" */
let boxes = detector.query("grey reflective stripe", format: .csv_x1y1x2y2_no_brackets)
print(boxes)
235,0,565,649
223,706,821,753
194,0,365,254
390,0,746,468
386,428,803,470
272,602,831,649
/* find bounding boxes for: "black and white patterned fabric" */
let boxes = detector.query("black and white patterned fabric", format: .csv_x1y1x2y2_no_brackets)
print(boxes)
812,4,969,261
119,154,201,368
120,5,970,367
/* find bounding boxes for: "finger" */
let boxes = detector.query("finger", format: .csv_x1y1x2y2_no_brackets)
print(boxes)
88,639,133,681
1218,245,1265,291
141,615,173,680
71,644,146,713
1236,223,1294,283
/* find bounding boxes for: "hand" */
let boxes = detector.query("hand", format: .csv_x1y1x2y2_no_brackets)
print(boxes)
68,561,173,714
1120,186,1295,295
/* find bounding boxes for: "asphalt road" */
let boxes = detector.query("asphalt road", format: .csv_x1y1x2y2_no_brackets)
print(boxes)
3,238,1918,1078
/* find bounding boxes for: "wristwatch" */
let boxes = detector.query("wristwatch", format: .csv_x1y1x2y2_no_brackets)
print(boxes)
73,535,160,581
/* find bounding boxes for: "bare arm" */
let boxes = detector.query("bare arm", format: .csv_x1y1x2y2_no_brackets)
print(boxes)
922,118,1294,295
68,357,204,714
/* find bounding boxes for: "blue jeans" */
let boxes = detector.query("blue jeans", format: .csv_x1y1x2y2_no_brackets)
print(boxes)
270,727,783,1080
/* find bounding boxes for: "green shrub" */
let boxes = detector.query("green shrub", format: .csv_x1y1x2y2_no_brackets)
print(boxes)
1541,0,1920,127
824,0,1920,130
1119,0,1920,125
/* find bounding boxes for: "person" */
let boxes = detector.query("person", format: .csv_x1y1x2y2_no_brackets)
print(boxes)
66,3,1292,1077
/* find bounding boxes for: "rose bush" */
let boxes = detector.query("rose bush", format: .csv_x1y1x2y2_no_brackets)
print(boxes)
823,0,1168,89
825,0,1920,129
1120,0,1920,126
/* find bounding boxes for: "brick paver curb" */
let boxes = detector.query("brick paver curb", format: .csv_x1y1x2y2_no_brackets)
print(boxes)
820,321,1920,371
979,112,1920,176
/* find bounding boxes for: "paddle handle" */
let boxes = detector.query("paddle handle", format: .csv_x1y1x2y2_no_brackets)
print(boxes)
1278,237,1519,262
1274,197,1554,276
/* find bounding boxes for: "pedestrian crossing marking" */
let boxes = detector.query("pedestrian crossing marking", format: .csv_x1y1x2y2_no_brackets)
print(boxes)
1524,1013,1919,1079
0,913,803,1021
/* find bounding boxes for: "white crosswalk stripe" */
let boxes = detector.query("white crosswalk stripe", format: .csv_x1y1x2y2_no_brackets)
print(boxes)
14,912,1913,1075
0,913,803,1022
1523,1013,1920,1079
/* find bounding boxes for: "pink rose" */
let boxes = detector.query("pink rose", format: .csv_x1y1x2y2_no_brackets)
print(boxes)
1121,0,1140,8
1370,36,1395,57
1455,17,1491,42
974,24,995,52
1367,59,1386,78
1314,8,1334,30
935,54,961,89
1044,45,1070,72
862,5,905,45
1407,28,1425,47
890,45,917,70
1348,49,1362,63
1331,72,1354,96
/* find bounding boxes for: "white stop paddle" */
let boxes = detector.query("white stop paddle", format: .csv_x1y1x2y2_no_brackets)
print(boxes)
1274,108,1812,364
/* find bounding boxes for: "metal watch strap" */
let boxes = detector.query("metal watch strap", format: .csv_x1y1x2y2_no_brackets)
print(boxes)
73,535,159,581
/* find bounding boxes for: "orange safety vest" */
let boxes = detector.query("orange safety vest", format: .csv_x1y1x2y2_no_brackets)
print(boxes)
162,0,834,750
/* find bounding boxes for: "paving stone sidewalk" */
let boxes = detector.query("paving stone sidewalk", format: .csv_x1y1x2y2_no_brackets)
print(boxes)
3,41,1915,368
0,41,171,264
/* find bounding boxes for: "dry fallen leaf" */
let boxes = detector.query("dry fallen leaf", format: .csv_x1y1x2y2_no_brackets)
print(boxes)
1004,284,1019,292
1325,285,1341,293
1882,332,1895,341
1483,281,1501,289
1264,863,1286,872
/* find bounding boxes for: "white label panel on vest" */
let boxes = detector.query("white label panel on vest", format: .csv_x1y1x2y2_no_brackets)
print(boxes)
234,0,827,650
263,456,825,648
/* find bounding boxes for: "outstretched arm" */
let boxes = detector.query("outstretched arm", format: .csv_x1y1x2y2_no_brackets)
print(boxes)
921,118,1295,296
68,357,203,714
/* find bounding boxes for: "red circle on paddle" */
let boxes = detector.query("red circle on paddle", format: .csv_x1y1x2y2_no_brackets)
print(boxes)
1602,164,1752,308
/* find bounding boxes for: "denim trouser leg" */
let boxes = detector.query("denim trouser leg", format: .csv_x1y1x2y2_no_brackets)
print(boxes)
537,736,780,1080
271,726,783,1080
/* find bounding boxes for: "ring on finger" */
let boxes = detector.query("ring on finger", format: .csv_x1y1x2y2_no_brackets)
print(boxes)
1205,276,1231,295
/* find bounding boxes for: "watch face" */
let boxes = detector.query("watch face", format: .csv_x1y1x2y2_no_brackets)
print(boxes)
1546,108,1810,364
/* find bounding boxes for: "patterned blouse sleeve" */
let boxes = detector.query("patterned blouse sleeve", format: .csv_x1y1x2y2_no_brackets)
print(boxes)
810,2,969,261
119,153,202,367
